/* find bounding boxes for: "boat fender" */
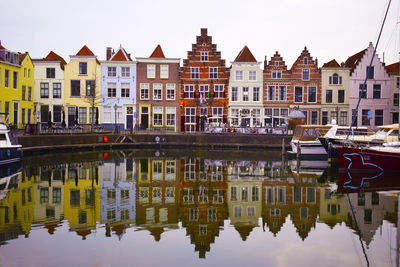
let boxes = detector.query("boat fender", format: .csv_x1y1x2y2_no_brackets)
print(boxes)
103,136,108,143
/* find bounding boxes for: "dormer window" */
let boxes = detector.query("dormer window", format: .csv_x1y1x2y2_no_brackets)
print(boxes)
329,73,342,85
303,57,308,65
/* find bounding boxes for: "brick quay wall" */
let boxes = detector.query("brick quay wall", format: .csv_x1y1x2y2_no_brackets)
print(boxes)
18,133,292,156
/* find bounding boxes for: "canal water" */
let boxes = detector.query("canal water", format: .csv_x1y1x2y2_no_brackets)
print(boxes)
0,149,398,267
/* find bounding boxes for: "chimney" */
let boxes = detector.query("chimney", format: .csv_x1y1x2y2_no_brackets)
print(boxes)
315,58,318,68
264,56,267,70
106,47,112,60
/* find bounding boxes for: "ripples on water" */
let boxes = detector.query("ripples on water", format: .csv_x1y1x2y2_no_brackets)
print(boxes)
0,149,398,267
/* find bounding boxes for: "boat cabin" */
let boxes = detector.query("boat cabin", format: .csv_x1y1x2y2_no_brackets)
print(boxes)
292,125,332,141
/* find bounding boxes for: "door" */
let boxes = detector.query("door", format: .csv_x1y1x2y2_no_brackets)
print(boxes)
13,102,18,128
68,107,76,127
126,106,134,130
140,106,149,130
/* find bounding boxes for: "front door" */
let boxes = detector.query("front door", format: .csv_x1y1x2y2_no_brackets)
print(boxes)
13,102,18,128
126,106,134,130
140,106,149,130
68,107,76,127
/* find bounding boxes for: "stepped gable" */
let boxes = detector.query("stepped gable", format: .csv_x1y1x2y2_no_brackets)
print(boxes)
265,51,288,70
344,48,367,73
323,59,340,68
44,51,67,69
385,61,400,75
149,45,165,58
234,225,254,241
110,46,132,61
290,46,317,71
234,46,257,63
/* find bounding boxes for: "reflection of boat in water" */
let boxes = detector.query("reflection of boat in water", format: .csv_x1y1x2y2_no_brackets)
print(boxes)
0,161,22,201
0,122,23,165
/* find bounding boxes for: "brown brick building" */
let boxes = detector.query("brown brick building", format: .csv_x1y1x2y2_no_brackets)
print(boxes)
179,28,230,132
136,45,180,132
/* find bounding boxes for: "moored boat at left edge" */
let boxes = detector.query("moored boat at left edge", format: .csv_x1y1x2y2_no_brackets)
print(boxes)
0,122,23,165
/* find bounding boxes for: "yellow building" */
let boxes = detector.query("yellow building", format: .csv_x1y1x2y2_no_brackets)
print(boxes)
64,45,101,128
0,42,34,128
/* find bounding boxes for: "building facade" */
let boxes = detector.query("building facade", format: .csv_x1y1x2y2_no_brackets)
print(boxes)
0,41,34,128
321,60,350,125
64,45,101,128
100,46,137,131
384,61,400,124
228,46,263,127
32,51,66,127
344,42,391,128
180,28,230,132
136,45,180,132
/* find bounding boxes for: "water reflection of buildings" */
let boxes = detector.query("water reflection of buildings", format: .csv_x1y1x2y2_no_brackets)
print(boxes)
179,158,228,258
136,158,179,241
101,158,136,239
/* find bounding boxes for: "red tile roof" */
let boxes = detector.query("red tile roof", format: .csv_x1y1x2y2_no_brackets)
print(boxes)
322,59,340,68
149,45,165,58
234,46,257,63
344,48,367,72
385,62,400,74
110,47,132,61
76,45,95,56
44,51,67,70
18,52,27,64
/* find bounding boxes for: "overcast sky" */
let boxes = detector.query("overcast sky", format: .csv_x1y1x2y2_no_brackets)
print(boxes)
1,0,400,67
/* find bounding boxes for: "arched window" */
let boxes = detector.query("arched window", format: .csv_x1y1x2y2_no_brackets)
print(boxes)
332,73,339,84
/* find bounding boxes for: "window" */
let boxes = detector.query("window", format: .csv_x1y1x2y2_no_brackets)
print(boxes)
103,106,112,123
242,87,249,101
359,84,367,98
12,71,18,89
201,51,208,61
322,111,328,125
249,71,256,81
340,111,347,126
4,69,9,87
79,62,87,75
306,188,315,202
121,83,130,97
184,85,194,99
268,86,275,100
253,87,260,101
153,107,162,126
199,85,209,99
231,186,238,201
191,67,199,79
302,69,310,80
231,87,238,101
331,112,337,124
214,84,224,98
185,108,196,132
153,83,162,100
278,86,286,101
326,90,332,103
53,188,61,203
21,108,25,125
70,80,80,97
107,82,116,97
304,57,308,65
362,109,370,126
375,110,383,126
46,68,55,78
209,67,218,79
311,111,318,124
79,107,87,124
272,70,282,79
40,188,49,203
329,73,342,85
366,66,374,79
295,86,303,102
40,105,49,122
22,86,26,100
121,67,130,77
265,186,274,204
28,69,30,78
166,107,175,127
235,70,243,80
308,86,316,102
394,93,399,106
373,84,381,99
147,64,155,78
338,90,345,103
140,83,149,99
275,61,280,66
52,83,61,98
108,66,116,77
166,84,175,100
53,105,62,122
85,80,95,97
160,65,169,79
212,107,223,123
40,83,49,98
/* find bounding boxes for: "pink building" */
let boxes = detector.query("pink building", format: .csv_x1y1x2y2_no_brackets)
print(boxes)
345,42,390,128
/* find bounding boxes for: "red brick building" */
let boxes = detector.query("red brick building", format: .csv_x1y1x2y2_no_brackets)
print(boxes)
136,45,180,132
180,28,230,132
289,47,321,124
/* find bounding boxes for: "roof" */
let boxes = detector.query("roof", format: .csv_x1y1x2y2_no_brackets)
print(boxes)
18,52,27,64
322,59,340,68
110,47,132,61
44,51,67,69
344,48,367,72
234,46,257,63
149,45,165,58
0,44,5,50
76,45,95,56
385,62,400,74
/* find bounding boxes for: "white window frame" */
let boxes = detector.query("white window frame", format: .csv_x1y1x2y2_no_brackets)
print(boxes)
160,65,169,79
209,67,218,79
166,107,176,127
184,85,195,99
147,64,156,79
140,83,149,100
214,84,224,98
201,51,208,62
153,106,163,127
191,67,199,79
153,83,162,100
249,71,256,81
166,84,175,100
235,70,243,81
108,66,116,77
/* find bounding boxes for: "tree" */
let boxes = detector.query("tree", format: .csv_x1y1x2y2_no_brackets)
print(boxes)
83,71,101,132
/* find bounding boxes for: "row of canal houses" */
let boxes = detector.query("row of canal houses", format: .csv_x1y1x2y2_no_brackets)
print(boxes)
1,28,400,132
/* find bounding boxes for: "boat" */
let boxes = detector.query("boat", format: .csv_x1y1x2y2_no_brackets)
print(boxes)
0,122,23,164
290,124,331,159
338,142,400,172
318,124,376,158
